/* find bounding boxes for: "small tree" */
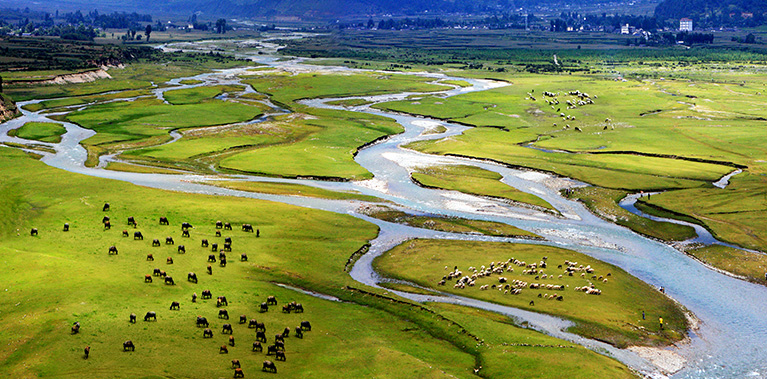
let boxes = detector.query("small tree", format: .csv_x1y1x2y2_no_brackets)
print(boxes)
745,33,756,44
216,18,227,34
145,24,152,42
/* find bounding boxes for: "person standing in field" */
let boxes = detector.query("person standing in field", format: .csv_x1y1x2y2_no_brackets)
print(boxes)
659,317,664,330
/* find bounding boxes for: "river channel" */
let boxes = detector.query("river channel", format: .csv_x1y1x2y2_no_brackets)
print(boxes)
1,35,766,379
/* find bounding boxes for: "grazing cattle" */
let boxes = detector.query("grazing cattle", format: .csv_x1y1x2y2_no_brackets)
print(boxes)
160,270,166,277
252,341,263,352
102,216,110,224
178,245,185,254
202,290,212,299
63,223,69,232
219,309,229,320
211,243,218,252
84,346,90,359
144,311,157,321
166,237,174,245
239,315,247,324
71,322,80,334
242,224,253,233
130,313,137,323
187,272,197,283
134,231,143,240
256,322,266,332
127,217,136,226
123,230,129,237
300,321,311,331
224,222,232,230
275,350,286,361
108,246,118,255
123,340,135,351
259,303,268,313
104,220,111,230
295,327,303,338
146,254,154,261
170,301,180,310
203,328,213,338
166,257,173,264
256,229,260,238
232,359,241,369
219,252,227,261
103,203,110,212
159,217,169,225
293,303,304,313
229,336,235,346
153,268,162,276
282,327,290,338
207,265,213,275
152,239,160,247
274,334,284,344
234,368,244,378
164,276,175,285
220,257,227,267
208,254,216,262
196,316,209,327
181,222,192,230
201,239,209,247
220,345,228,354
224,237,232,244
223,242,232,252
266,296,277,305
248,319,258,328
274,340,284,351
282,305,291,314
216,221,223,229
262,360,276,373
266,345,278,356
192,292,197,303
256,331,267,342
144,275,152,283
241,253,248,261
218,296,228,306
182,229,190,238
215,231,221,237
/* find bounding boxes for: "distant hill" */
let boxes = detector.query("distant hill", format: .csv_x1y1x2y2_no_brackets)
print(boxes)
1,0,657,20
655,0,766,27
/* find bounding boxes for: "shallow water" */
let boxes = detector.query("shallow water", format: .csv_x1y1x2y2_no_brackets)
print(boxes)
2,36,766,379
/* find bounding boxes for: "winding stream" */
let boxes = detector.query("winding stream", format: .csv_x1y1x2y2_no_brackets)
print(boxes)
2,36,766,379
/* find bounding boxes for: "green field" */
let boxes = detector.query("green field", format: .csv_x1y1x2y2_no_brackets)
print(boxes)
374,239,688,348
0,147,640,378
411,165,555,211
7,122,66,143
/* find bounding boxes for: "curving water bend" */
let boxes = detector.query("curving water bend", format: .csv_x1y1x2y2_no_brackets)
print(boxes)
1,36,766,379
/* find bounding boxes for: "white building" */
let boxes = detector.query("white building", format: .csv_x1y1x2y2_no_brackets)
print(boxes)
680,18,693,32
621,24,630,34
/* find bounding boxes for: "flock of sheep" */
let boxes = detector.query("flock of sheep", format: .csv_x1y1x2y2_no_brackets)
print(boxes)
437,256,610,303
525,88,616,132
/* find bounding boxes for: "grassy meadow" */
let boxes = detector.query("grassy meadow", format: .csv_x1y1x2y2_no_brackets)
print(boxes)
7,122,67,143
0,147,640,378
374,239,689,348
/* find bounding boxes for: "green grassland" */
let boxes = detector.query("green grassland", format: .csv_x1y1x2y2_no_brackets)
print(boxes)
374,239,688,348
0,147,637,378
686,245,767,285
163,85,246,105
204,180,384,202
361,206,540,239
411,165,555,211
638,172,767,252
7,122,67,143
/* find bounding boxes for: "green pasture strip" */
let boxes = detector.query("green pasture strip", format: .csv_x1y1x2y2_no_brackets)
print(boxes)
7,122,66,143
686,245,767,285
374,239,689,348
411,165,555,211
66,98,263,147
430,303,637,379
203,180,384,202
638,172,767,252
568,187,696,242
163,85,246,105
362,207,540,239
243,72,449,106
